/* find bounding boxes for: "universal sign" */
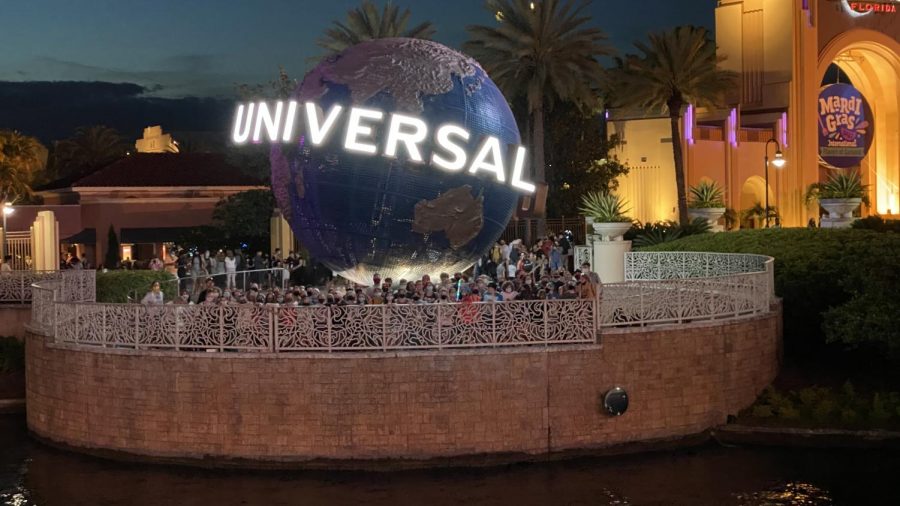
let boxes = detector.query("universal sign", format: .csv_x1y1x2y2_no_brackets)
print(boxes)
231,101,536,194
817,83,874,169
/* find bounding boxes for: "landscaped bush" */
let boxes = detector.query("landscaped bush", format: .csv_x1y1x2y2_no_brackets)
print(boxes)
96,270,178,303
745,383,900,430
0,337,24,372
625,218,711,247
852,215,900,233
644,228,900,357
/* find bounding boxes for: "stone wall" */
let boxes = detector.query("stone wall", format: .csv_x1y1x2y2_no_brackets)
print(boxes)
0,306,31,339
25,308,780,465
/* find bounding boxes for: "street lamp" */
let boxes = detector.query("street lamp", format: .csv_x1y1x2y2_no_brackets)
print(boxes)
764,138,786,228
2,202,14,261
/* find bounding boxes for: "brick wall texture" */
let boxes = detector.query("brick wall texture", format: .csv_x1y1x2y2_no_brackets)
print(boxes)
25,308,780,463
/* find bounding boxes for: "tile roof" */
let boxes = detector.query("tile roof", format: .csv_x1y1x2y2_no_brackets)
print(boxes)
69,153,264,188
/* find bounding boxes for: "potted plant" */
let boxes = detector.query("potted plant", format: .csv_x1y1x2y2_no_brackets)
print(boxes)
805,171,869,228
687,181,726,231
579,191,632,241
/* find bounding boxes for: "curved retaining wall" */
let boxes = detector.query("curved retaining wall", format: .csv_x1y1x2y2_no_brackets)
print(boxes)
25,307,780,466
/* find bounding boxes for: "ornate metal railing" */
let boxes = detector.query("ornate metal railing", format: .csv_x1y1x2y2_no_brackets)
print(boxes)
625,251,771,281
27,252,776,351
1,269,94,304
601,251,775,328
45,299,597,352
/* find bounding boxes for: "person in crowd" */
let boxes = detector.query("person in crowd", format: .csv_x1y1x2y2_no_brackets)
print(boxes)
500,240,511,263
225,250,237,289
1,255,13,272
148,256,164,271
214,250,226,280
169,290,191,305
482,283,502,302
196,277,215,305
141,281,164,305
576,274,598,300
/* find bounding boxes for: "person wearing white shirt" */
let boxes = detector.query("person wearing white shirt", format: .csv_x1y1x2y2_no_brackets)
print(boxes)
224,250,238,289
141,281,164,305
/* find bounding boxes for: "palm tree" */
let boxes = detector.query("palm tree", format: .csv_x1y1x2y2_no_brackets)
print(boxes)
612,26,736,225
0,130,46,201
49,125,129,182
314,0,436,58
464,0,612,228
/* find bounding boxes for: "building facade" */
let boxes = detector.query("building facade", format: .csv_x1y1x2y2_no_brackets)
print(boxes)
4,128,265,268
611,0,899,227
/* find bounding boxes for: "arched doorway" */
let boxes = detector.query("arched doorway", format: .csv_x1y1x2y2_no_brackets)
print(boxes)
818,30,900,216
739,176,775,229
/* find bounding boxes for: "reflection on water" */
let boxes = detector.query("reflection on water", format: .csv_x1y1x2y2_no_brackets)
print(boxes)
1,415,897,505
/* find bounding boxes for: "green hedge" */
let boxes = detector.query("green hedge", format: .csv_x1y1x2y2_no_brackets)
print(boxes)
644,228,900,357
0,337,24,372
745,383,900,430
96,270,178,303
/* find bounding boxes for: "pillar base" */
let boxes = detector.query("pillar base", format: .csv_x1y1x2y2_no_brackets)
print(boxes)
590,238,632,283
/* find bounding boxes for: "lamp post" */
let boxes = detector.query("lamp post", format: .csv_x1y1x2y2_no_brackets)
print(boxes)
764,138,785,228
2,202,14,261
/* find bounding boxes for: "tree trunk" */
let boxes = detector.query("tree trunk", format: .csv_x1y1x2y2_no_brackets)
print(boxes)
667,99,689,226
532,98,547,239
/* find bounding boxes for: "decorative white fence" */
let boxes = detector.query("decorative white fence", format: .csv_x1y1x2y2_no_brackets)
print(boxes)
2,270,95,304
28,252,775,352
42,299,597,352
601,252,774,328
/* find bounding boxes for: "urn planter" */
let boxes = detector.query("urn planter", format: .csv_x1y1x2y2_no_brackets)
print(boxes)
820,198,862,229
688,207,726,231
592,222,632,242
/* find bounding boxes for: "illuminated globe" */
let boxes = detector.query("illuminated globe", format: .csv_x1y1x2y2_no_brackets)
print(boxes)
271,38,522,285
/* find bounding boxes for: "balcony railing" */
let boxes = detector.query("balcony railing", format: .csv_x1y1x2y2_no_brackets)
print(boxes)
28,252,775,352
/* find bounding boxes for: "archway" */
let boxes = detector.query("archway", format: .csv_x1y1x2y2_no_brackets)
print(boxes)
739,176,775,229
818,30,900,216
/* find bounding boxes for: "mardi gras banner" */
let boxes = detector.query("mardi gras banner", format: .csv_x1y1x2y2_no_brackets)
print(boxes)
817,83,874,169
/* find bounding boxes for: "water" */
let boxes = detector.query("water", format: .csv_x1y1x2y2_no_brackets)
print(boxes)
2,415,898,505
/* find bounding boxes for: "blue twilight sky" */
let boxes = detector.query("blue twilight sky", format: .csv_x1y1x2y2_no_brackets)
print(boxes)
0,0,716,98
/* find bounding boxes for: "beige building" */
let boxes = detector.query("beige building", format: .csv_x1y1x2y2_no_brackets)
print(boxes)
611,0,899,226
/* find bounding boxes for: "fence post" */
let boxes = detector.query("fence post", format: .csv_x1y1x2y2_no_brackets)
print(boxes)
52,292,58,342
491,302,497,346
174,306,181,351
134,305,140,349
542,300,549,342
270,306,277,353
218,306,225,352
326,306,333,353
74,304,80,344
20,274,25,305
436,304,442,350
382,305,388,351
101,305,107,348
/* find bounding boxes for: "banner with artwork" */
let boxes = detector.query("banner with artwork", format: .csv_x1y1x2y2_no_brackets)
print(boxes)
817,83,874,169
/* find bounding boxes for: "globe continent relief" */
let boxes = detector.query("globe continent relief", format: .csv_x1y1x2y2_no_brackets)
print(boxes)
271,38,522,286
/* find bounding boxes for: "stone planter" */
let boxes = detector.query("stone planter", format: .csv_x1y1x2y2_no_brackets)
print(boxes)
820,198,862,229
688,207,726,232
592,222,632,242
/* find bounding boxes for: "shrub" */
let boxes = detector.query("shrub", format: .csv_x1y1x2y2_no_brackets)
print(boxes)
745,383,900,430
852,215,900,233
96,270,177,303
0,337,24,372
627,218,711,248
644,228,900,356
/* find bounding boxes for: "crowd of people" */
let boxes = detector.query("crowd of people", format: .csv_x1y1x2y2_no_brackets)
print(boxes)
142,234,603,307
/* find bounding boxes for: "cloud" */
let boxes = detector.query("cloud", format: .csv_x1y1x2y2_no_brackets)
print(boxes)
1,55,255,99
0,81,233,143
